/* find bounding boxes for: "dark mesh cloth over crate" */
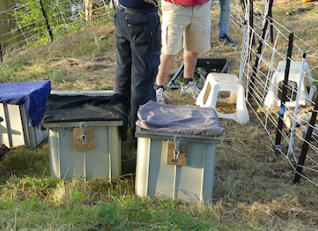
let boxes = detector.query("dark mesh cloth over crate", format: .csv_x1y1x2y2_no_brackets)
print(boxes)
42,94,129,139
136,101,224,136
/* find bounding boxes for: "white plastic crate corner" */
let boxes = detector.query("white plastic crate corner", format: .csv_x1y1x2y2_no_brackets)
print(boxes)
0,103,47,148
135,130,221,204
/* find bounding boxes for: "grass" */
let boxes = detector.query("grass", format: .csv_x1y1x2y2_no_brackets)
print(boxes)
0,145,49,180
0,149,254,230
0,23,116,90
0,194,255,230
1,0,318,230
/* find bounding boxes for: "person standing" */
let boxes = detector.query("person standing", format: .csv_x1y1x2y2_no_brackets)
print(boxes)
113,0,161,138
215,0,236,46
155,0,212,103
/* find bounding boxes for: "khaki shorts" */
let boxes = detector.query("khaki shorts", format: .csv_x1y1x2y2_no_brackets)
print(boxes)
161,1,211,55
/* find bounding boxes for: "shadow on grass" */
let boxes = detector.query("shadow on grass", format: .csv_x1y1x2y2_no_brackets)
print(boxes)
0,142,50,183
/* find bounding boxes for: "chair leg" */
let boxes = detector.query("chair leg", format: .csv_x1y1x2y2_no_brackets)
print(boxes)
235,85,249,124
209,82,220,109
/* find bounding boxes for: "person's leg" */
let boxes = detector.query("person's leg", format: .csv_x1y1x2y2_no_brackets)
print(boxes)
155,1,190,102
183,49,198,80
113,9,131,102
184,1,211,60
156,54,175,86
113,8,132,131
155,53,175,103
218,0,231,37
181,1,211,97
180,49,200,97
130,12,160,137
218,0,236,46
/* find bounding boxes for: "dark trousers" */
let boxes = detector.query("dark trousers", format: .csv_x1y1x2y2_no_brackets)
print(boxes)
114,7,161,137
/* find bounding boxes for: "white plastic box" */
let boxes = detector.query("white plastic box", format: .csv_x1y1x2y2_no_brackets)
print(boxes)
45,90,124,180
135,130,221,204
0,103,47,148
45,121,122,180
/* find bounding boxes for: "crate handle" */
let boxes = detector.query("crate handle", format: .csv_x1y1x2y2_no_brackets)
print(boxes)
79,122,88,144
167,138,187,166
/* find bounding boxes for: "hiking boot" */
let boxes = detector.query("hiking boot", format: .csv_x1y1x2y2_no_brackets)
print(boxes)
219,34,237,47
181,81,200,98
156,88,165,104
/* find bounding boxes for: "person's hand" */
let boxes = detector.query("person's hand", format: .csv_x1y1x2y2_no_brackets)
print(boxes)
144,0,158,7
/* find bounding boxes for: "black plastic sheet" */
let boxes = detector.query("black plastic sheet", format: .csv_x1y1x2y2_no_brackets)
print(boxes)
42,93,129,139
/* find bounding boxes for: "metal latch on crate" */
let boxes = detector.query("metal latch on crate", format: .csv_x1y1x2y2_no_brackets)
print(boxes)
167,139,187,166
73,122,94,151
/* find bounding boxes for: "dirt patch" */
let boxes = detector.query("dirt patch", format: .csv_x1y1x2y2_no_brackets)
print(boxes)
51,59,80,68
84,63,109,71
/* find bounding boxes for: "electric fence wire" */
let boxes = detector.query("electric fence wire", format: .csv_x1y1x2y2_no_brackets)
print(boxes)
0,1,113,58
0,1,34,15
231,0,318,186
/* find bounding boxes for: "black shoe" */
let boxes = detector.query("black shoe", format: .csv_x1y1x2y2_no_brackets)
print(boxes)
219,34,237,47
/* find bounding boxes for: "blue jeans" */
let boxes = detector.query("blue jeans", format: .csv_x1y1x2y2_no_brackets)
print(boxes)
114,7,161,137
216,0,232,36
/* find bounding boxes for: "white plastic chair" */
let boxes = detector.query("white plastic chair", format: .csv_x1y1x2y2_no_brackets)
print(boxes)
196,73,249,124
264,60,315,108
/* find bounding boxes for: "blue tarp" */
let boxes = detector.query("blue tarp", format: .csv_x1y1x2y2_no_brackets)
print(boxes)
0,81,51,127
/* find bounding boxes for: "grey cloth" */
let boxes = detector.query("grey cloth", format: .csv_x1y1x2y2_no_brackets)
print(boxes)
136,101,224,137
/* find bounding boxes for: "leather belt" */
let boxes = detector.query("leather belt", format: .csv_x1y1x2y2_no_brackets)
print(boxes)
116,3,157,14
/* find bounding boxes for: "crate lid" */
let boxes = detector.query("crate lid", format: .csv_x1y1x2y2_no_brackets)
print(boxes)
43,94,129,138
136,101,224,137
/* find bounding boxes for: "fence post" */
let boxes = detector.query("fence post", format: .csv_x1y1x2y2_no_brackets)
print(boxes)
293,91,318,183
249,0,255,46
274,33,294,155
39,0,54,42
268,0,274,44
85,0,93,22
248,0,274,97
